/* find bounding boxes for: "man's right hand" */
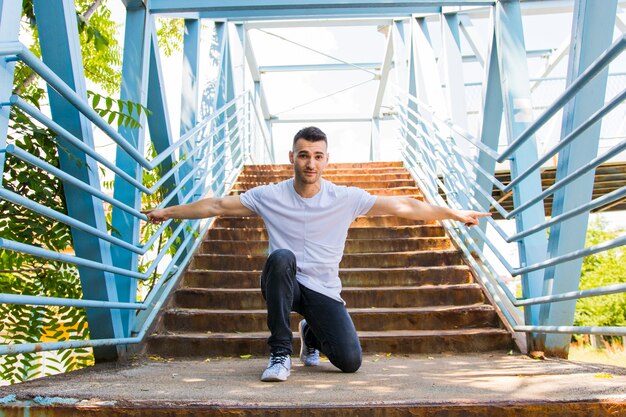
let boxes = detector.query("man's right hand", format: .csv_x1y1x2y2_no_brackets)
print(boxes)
142,208,168,224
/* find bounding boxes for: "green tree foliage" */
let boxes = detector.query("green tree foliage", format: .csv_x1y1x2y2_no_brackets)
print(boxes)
1,0,181,384
574,219,626,329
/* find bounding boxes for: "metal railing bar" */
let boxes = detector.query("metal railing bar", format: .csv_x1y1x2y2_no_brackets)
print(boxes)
513,325,626,336
446,219,523,324
0,238,145,279
503,87,626,192
498,34,626,162
11,96,149,194
14,45,247,172
133,217,213,339
509,185,626,242
0,42,22,56
513,234,626,276
0,336,142,356
15,48,151,169
393,93,500,160
517,282,626,306
398,140,516,273
157,165,206,209
0,294,145,310
401,134,524,324
248,91,274,164
399,144,522,319
397,122,510,219
507,138,626,219
6,144,143,221
0,187,143,254
149,94,245,168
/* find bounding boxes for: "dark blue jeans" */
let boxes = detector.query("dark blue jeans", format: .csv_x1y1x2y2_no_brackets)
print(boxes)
260,249,362,373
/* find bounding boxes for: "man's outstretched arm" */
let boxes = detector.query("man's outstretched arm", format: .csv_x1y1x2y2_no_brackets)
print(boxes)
366,196,490,227
142,195,254,224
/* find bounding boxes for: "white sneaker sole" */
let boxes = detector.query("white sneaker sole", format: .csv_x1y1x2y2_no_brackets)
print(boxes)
261,370,290,382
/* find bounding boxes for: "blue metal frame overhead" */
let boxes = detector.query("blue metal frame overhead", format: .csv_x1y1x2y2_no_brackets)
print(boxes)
150,0,495,20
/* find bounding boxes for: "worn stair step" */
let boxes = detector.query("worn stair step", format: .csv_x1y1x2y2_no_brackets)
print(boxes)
232,185,423,196
232,179,417,191
192,250,463,270
162,304,500,333
173,284,485,310
242,168,410,178
245,161,404,171
146,328,512,357
200,237,451,255
205,225,447,241
238,173,414,182
212,215,436,229
182,266,473,289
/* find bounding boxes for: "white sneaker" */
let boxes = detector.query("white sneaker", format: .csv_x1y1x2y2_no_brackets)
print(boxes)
260,353,291,382
299,319,320,366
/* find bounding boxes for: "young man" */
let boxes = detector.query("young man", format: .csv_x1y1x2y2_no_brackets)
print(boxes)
143,126,490,382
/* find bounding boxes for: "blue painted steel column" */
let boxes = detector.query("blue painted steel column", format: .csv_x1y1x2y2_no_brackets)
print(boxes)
539,0,617,357
410,18,444,193
441,12,470,209
0,0,22,173
213,21,231,197
473,23,503,249
147,25,183,209
33,0,123,360
495,0,547,349
370,118,380,161
180,19,200,198
111,1,151,341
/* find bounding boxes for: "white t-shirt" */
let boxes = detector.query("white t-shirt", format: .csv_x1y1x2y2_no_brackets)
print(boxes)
239,178,377,302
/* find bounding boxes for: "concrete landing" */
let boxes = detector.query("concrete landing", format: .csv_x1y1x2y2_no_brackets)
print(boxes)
1,352,626,416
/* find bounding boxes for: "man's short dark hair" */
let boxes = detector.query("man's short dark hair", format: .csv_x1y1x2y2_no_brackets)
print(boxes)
293,126,327,146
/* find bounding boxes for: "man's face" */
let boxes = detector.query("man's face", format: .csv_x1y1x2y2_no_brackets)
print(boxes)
289,138,329,186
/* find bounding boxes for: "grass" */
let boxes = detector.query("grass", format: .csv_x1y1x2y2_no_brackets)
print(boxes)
568,342,626,368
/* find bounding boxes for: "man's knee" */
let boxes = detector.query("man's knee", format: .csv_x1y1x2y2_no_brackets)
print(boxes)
267,249,296,269
330,345,362,373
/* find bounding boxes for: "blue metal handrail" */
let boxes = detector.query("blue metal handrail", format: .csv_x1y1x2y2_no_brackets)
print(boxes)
0,42,273,356
393,31,626,339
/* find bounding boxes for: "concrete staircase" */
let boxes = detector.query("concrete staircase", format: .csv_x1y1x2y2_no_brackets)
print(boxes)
146,161,513,357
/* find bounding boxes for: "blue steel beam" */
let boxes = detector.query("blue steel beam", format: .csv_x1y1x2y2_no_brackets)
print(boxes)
472,25,502,250
0,0,22,175
539,0,618,358
147,23,184,210
213,22,230,197
441,12,470,209
149,0,494,17
111,3,151,341
32,0,124,361
243,28,271,120
494,0,547,350
179,19,201,205
373,25,393,118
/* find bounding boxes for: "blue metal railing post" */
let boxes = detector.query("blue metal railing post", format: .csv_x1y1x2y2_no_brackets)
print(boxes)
180,18,201,199
33,0,124,361
441,12,472,210
472,24,502,251
147,25,184,210
111,2,151,342
538,0,618,357
495,0,548,350
213,21,229,197
0,0,22,174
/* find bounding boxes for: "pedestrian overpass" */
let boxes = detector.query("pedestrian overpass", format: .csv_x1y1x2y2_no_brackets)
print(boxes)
1,0,626,413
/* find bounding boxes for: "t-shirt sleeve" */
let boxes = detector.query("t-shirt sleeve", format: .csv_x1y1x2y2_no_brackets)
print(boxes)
349,186,377,218
239,185,266,215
